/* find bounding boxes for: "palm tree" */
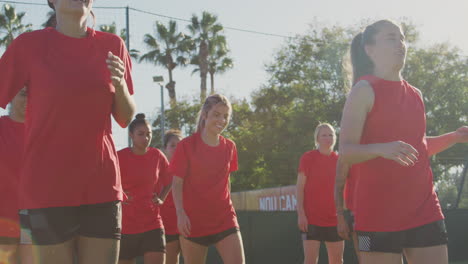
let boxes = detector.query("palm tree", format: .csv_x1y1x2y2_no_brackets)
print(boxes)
187,11,224,101
0,4,32,48
99,22,139,59
139,20,193,108
208,46,233,95
192,38,233,95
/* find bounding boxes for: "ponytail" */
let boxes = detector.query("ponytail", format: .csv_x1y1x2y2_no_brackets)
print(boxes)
349,20,397,85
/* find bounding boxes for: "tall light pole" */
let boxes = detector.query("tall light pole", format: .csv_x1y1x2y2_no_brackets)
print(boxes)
153,76,165,146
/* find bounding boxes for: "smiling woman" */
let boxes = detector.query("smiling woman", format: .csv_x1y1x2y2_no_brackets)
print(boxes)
170,94,245,264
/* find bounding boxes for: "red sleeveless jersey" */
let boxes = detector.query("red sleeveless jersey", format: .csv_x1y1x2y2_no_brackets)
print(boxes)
354,75,443,232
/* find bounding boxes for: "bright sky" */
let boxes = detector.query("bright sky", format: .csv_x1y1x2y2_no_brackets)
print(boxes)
1,0,467,149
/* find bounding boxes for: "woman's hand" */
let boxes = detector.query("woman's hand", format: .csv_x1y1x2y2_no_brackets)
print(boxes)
455,126,468,143
337,213,350,240
297,212,308,233
177,210,191,237
106,51,125,89
377,141,419,166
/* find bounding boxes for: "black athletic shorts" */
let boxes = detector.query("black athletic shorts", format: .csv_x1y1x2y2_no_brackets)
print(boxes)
119,228,166,260
302,224,343,242
165,233,180,243
0,236,19,245
185,227,239,247
357,220,448,253
19,201,122,245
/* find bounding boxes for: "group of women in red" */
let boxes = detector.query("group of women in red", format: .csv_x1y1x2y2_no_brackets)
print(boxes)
0,1,245,263
0,0,466,264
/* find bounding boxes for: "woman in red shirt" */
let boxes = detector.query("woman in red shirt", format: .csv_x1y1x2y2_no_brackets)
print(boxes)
160,129,183,264
118,114,169,264
336,20,467,264
0,0,135,263
170,94,245,264
0,88,26,264
296,123,344,264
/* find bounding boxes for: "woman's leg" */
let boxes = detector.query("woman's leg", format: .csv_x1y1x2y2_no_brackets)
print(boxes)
143,251,165,264
403,245,448,264
0,244,17,264
324,240,344,264
215,231,245,264
165,239,181,264
302,240,320,264
33,238,76,264
77,236,119,264
360,252,403,264
179,236,208,264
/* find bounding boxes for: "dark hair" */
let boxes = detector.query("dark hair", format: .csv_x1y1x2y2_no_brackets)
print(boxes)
47,0,96,27
350,20,397,84
163,129,182,148
44,12,57,28
129,113,149,133
196,94,232,132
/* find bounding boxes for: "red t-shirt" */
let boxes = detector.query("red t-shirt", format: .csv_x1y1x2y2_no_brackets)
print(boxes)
118,147,170,234
299,150,338,226
354,75,443,232
0,28,134,209
159,151,179,236
159,183,178,236
0,116,24,238
169,133,238,237
344,165,359,212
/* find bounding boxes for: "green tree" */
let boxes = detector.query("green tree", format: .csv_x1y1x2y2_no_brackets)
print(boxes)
150,98,201,148
457,162,468,209
188,11,225,101
139,20,193,110
0,4,32,48
227,26,352,190
192,39,233,95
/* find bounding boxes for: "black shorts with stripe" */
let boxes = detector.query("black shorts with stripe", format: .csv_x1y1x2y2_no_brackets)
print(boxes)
357,220,448,253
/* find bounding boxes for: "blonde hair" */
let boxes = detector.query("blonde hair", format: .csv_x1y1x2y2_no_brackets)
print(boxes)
164,129,182,148
314,123,336,149
196,94,232,132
